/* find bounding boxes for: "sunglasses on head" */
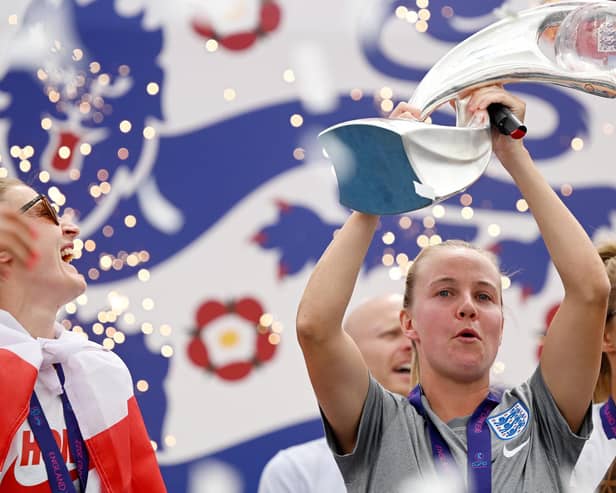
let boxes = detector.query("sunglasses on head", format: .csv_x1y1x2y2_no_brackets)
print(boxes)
19,194,60,226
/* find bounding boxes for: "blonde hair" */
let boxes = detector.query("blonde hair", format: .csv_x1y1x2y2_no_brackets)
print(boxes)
594,242,616,403
0,177,24,199
403,240,502,388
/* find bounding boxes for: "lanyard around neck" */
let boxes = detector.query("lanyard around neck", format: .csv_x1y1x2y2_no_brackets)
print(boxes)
26,364,90,493
408,385,500,493
600,396,616,439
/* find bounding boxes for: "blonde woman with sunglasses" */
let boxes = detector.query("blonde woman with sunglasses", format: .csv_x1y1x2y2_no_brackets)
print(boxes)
0,178,167,492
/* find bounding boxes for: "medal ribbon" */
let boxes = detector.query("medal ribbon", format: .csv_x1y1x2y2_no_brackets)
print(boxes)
409,385,500,493
28,391,77,493
26,364,89,493
600,395,616,439
55,364,89,491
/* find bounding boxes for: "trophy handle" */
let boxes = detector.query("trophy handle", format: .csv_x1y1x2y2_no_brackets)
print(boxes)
410,0,616,118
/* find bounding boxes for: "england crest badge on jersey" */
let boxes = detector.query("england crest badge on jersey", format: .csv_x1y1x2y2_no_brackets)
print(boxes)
487,401,530,440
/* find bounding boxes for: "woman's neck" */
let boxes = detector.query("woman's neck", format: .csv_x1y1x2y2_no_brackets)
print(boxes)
20,314,57,339
420,372,491,423
1,293,58,339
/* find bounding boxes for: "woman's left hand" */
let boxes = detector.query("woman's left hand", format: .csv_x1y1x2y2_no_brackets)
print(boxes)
389,102,422,121
465,85,527,162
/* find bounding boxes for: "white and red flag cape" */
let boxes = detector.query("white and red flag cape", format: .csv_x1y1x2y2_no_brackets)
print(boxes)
0,311,167,492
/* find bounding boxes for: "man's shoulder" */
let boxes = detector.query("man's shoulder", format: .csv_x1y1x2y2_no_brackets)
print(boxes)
259,437,342,492
274,437,330,463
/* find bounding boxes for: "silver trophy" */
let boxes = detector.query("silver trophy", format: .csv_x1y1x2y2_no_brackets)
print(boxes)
319,1,616,214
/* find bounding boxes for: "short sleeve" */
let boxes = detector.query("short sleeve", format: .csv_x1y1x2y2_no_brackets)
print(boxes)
321,374,398,486
529,367,593,470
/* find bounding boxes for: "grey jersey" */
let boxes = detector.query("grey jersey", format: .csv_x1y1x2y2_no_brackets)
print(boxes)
323,368,592,492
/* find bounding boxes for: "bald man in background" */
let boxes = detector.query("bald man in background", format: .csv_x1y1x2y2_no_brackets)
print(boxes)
258,294,412,493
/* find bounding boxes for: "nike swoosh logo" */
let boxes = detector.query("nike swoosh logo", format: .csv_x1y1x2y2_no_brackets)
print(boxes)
503,438,530,458
0,458,79,492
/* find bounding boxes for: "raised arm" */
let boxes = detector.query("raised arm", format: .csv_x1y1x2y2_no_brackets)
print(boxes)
298,104,420,453
467,86,610,432
296,211,378,453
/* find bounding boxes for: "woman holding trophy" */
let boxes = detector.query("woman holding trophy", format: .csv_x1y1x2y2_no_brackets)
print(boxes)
0,178,166,492
295,84,610,492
